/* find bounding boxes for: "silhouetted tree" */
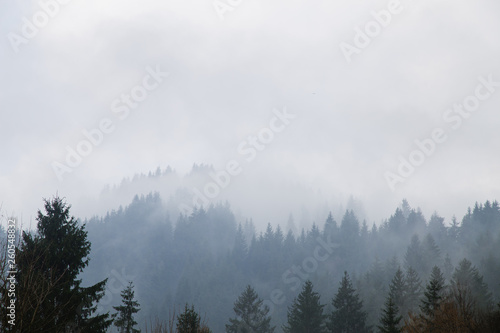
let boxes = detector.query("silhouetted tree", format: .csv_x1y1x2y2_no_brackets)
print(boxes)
226,285,275,333
378,295,402,333
403,267,422,317
328,271,368,332
422,267,445,313
283,280,326,333
177,304,200,333
113,281,140,333
5,197,111,332
389,268,406,318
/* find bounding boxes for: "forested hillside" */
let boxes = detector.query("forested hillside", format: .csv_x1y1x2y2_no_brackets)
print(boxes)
81,193,500,332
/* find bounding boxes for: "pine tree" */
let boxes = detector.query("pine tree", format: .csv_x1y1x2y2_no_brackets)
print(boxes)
226,285,275,333
113,281,141,333
451,258,493,312
328,271,368,333
323,212,338,239
420,266,445,323
232,223,248,264
422,234,441,275
378,295,402,333
177,304,201,333
9,197,112,332
389,268,406,318
403,267,422,316
404,235,424,273
283,280,326,333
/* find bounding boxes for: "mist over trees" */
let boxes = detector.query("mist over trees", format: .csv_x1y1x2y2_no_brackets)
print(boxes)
1,191,500,332
73,186,500,332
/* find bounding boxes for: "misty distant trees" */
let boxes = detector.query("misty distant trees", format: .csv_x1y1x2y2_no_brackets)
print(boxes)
74,193,500,331
3,190,500,332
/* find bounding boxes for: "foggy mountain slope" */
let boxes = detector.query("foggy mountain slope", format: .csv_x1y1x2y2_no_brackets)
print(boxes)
80,193,500,332
86,164,366,232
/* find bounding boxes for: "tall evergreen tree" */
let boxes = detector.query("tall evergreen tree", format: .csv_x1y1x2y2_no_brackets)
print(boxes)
226,285,275,333
404,235,424,273
177,304,201,333
232,223,248,265
389,268,406,318
403,267,422,316
7,197,111,332
328,271,368,333
422,234,441,274
451,258,493,312
378,295,402,333
323,212,339,239
112,281,141,333
420,266,445,323
283,280,326,333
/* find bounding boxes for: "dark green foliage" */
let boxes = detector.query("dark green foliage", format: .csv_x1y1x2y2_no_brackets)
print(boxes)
420,266,445,319
177,304,201,333
8,197,111,332
226,285,275,333
113,281,141,333
378,296,402,333
283,280,326,333
328,271,368,333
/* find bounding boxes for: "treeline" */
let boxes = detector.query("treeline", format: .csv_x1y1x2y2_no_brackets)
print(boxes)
79,194,500,331
1,194,499,332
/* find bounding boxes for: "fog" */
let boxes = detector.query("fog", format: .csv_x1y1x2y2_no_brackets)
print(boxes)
1,0,500,229
1,1,500,331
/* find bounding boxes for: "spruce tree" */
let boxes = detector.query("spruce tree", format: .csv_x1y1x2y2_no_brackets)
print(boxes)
378,295,402,333
328,271,368,333
451,258,493,312
177,304,201,333
404,235,424,274
389,268,406,318
113,281,141,333
9,197,111,332
283,280,326,333
420,266,445,319
403,266,422,316
226,285,275,333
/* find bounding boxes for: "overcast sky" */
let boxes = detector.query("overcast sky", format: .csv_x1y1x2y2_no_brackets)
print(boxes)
1,0,500,227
